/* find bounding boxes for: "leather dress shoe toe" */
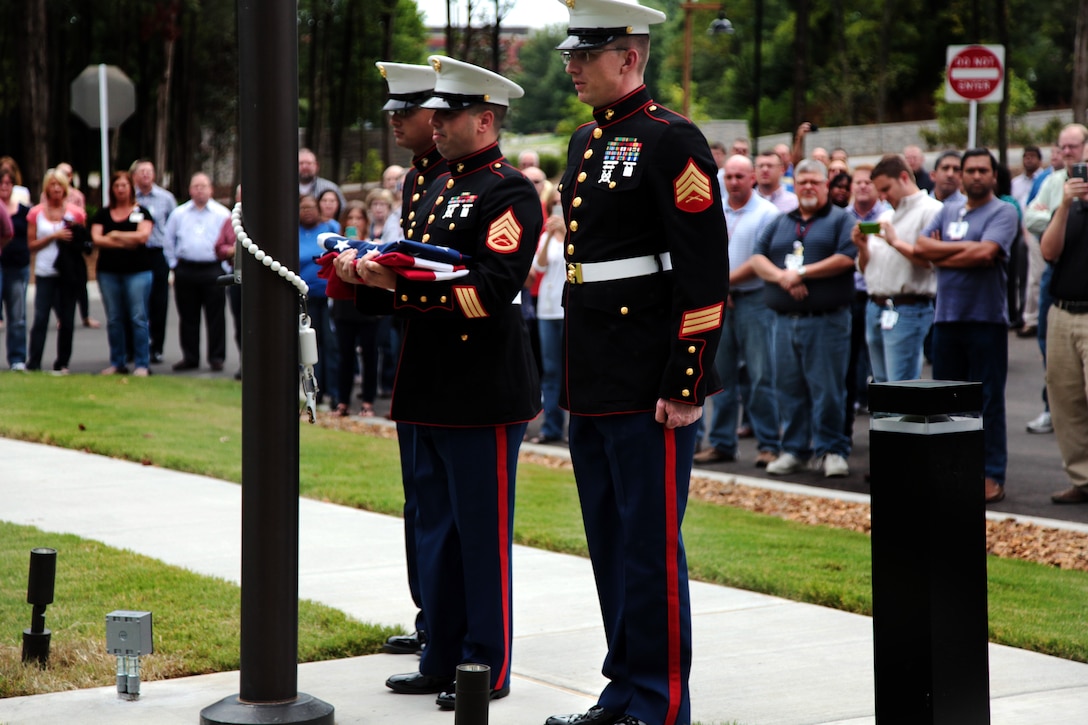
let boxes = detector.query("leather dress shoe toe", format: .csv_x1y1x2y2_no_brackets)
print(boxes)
1052,485,1088,504
385,671,452,694
382,631,424,655
435,683,510,711
544,706,621,725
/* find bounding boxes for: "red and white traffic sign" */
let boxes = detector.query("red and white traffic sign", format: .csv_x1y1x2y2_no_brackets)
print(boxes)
945,44,1005,103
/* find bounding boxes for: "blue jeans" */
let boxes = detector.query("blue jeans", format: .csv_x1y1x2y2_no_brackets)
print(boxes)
537,318,566,439
706,292,779,455
98,270,153,369
865,299,934,383
1,266,29,366
775,308,852,459
932,322,1008,484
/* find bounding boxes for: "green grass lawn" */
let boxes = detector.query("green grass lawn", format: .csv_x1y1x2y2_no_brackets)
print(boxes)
2,372,1087,697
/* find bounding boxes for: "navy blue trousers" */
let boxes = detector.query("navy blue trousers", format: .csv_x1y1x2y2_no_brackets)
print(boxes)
405,421,525,690
569,411,696,725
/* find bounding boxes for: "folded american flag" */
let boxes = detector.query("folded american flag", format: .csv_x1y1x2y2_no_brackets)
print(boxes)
315,233,471,300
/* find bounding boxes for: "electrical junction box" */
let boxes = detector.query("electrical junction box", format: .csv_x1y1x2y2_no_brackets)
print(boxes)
106,611,153,656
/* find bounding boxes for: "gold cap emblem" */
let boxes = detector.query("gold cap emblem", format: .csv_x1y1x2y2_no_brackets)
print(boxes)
431,58,442,72
378,64,387,79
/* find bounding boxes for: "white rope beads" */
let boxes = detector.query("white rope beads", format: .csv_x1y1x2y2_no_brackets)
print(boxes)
231,202,309,297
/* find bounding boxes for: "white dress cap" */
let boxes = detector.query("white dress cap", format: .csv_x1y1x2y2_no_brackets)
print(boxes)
421,56,525,110
376,62,437,111
556,0,667,50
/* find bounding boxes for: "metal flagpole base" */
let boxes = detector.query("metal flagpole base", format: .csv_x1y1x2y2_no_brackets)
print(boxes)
200,693,334,725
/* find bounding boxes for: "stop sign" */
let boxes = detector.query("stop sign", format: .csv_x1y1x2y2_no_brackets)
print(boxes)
946,45,1005,103
70,64,136,128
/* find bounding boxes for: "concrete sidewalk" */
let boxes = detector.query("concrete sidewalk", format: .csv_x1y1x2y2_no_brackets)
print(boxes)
1,436,1086,724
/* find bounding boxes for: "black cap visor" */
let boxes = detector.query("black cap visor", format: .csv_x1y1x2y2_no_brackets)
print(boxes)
421,92,490,111
556,27,630,50
381,90,434,112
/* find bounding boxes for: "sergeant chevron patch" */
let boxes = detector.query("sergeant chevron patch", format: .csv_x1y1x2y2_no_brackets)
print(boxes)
673,159,713,213
680,303,723,336
486,208,523,253
454,286,489,318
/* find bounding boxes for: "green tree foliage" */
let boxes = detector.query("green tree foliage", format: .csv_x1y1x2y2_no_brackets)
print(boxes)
508,25,573,134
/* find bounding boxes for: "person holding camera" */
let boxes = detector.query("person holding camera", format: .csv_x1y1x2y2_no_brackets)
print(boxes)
1039,155,1088,504
915,149,1020,504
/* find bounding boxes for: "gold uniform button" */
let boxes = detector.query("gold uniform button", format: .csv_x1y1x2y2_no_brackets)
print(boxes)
417,172,425,181
408,211,416,220
583,149,593,160
649,105,658,111
558,183,564,192
573,197,582,208
422,234,431,243
593,128,603,139
620,306,629,315
400,295,408,302
494,163,502,169
686,368,694,376
609,182,617,189
420,296,428,303
449,223,456,230
446,179,455,189
570,220,579,232
682,389,691,397
412,193,420,202
436,196,445,205
577,172,587,183
461,334,469,341
441,296,447,303
688,346,697,354
428,214,436,223
407,230,414,239
567,244,575,255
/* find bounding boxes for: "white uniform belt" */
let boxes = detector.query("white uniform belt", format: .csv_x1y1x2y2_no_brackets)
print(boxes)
512,291,522,305
567,252,673,284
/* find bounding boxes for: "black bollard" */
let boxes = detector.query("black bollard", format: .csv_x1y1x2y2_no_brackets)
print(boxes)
454,663,491,725
869,380,990,725
22,547,57,667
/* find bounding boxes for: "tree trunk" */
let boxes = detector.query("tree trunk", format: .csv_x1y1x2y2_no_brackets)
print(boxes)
19,0,49,195
155,24,177,180
997,0,1009,164
791,0,809,131
1074,0,1088,124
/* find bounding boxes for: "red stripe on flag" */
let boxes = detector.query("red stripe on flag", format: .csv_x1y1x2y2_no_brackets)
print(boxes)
494,425,512,689
663,428,682,725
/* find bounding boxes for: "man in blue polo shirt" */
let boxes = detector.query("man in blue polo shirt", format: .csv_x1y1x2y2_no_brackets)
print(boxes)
751,159,857,478
917,148,1019,504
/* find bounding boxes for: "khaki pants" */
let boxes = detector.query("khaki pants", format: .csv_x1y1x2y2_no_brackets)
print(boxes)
1045,305,1088,487
1022,230,1044,327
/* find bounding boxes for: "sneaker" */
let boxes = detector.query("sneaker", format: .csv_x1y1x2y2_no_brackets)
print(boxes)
10,362,26,372
766,452,803,475
1026,411,1053,434
823,453,850,478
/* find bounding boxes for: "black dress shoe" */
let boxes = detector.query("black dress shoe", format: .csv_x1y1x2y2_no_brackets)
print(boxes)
172,360,198,371
544,706,621,725
382,631,424,655
385,671,452,695
435,683,510,710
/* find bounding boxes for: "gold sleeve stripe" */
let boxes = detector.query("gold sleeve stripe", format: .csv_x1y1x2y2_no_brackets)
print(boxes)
455,286,489,319
680,303,723,336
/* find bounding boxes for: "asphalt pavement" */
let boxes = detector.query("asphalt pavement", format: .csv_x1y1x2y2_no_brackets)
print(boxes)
51,281,1088,526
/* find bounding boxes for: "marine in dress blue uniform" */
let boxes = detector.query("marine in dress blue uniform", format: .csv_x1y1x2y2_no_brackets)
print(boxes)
337,56,542,710
371,61,450,659
545,2,729,724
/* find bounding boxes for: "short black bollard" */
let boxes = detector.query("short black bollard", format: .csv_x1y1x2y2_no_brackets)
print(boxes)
454,663,491,725
22,547,58,667
869,380,990,725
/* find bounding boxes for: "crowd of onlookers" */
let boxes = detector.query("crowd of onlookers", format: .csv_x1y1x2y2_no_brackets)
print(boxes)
4,120,1088,507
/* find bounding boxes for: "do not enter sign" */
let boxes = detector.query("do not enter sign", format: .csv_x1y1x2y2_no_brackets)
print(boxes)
945,44,1005,103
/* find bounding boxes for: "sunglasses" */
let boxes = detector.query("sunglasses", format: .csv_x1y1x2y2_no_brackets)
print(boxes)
560,48,628,64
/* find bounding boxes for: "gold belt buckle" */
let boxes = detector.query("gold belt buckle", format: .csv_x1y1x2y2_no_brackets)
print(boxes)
567,263,583,284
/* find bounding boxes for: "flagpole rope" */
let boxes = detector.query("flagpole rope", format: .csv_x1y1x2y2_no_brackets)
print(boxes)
231,203,309,297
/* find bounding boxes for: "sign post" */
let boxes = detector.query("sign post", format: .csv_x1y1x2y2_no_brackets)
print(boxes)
70,64,136,207
945,44,1005,149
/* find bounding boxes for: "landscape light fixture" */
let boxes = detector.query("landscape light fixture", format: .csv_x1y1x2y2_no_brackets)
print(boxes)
106,610,154,700
22,547,58,667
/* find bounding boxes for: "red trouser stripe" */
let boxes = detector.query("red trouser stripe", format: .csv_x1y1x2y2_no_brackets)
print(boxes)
494,425,512,688
662,427,681,725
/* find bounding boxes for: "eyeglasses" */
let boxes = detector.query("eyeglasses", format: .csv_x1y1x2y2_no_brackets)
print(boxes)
560,48,628,64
